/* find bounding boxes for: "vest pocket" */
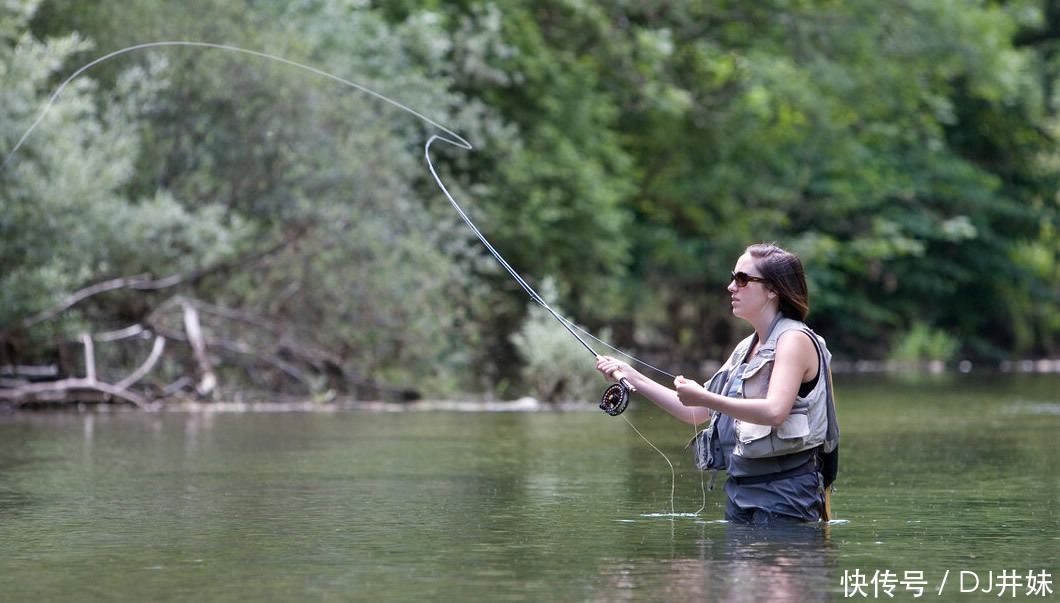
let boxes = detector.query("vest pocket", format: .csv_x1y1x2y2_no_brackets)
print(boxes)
734,420,774,457
740,352,774,381
734,413,811,458
777,412,810,440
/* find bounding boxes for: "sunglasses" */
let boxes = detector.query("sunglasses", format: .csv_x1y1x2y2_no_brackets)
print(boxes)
731,271,768,287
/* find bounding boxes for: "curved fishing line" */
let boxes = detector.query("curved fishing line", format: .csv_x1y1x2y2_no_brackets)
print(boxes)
425,134,593,357
425,136,676,383
557,315,677,380
621,415,675,517
3,40,472,170
6,39,702,512
4,39,674,384
426,135,659,372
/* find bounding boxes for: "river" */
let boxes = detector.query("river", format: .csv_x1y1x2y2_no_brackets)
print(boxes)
0,373,1056,601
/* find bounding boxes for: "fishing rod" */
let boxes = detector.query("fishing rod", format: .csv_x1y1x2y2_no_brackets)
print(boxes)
424,137,637,415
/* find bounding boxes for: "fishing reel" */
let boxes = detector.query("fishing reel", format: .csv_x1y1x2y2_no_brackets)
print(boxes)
599,376,636,416
599,383,629,416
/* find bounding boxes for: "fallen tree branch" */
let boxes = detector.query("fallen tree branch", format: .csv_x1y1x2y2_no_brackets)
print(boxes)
0,378,148,408
0,365,58,378
1,328,165,408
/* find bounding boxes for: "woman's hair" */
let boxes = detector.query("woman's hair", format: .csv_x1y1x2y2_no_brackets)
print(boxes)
746,243,809,321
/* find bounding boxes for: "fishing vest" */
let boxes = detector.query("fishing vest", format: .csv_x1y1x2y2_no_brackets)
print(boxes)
732,316,835,458
688,315,839,472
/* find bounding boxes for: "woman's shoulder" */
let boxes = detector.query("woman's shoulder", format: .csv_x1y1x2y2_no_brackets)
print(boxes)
775,324,829,376
777,328,817,355
773,317,827,347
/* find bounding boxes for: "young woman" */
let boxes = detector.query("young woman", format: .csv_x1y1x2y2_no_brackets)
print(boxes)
596,243,838,524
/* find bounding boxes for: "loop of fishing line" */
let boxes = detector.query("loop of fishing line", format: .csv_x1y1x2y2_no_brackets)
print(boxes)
4,40,703,515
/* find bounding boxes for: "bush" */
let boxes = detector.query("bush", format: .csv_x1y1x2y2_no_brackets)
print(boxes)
888,321,960,364
511,278,611,403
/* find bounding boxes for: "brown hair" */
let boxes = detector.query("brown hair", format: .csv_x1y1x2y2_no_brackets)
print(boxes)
747,243,809,321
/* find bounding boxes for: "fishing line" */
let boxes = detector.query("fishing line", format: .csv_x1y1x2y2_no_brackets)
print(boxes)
4,39,664,384
2,40,472,169
426,135,646,407
621,414,675,516
4,39,706,515
427,136,706,516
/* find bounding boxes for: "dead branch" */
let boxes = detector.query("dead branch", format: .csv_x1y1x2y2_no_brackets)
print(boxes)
194,300,281,335
161,376,192,397
181,301,217,396
21,274,182,329
189,300,346,379
93,324,147,342
115,335,166,391
151,322,314,392
80,333,96,382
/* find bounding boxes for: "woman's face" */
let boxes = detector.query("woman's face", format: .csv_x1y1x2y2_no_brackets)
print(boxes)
728,253,772,320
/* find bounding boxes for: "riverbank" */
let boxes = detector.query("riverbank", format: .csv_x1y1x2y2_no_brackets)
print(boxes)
3,358,1058,413
830,358,1060,374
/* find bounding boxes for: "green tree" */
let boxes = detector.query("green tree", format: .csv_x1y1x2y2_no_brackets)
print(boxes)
1,1,244,366
572,0,1058,362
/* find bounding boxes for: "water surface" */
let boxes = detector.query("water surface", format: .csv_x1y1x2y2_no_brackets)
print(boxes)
0,373,1056,601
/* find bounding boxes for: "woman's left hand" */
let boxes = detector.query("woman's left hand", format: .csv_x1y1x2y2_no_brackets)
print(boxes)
673,375,708,407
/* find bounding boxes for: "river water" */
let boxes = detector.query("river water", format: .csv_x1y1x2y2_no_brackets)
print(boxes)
0,373,1056,601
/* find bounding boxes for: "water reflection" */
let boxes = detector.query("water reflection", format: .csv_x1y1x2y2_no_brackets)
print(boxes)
595,521,836,602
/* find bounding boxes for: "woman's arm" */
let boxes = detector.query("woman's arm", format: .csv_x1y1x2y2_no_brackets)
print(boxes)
595,356,712,426
672,330,818,426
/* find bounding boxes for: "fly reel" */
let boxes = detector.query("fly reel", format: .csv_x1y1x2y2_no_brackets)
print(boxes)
599,382,631,416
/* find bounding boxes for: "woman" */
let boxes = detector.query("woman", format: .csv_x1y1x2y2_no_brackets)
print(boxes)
596,243,838,524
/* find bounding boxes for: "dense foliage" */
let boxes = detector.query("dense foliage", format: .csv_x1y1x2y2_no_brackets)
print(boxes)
2,0,1057,401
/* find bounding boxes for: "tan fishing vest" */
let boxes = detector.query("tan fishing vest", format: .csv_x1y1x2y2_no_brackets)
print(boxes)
728,316,834,459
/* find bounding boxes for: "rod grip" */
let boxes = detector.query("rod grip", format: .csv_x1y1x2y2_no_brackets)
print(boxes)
613,369,637,393
597,355,637,392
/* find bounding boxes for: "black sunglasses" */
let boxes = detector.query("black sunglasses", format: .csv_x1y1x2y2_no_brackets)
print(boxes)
731,271,768,287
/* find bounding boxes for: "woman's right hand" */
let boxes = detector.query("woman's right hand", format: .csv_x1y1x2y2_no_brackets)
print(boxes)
595,356,634,383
